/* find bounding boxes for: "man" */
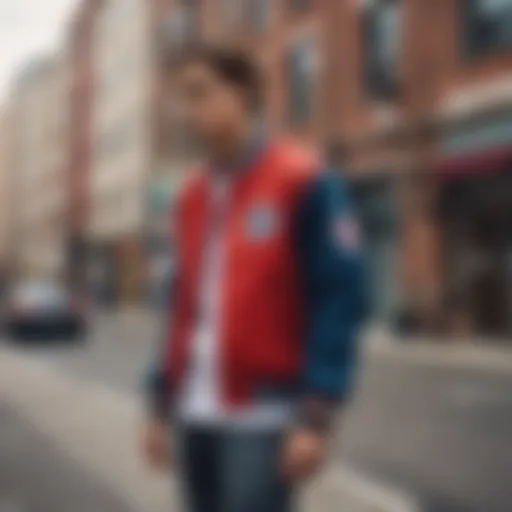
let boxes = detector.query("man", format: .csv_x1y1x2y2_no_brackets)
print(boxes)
142,46,367,512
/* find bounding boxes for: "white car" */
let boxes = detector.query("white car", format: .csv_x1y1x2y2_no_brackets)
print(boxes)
5,281,87,342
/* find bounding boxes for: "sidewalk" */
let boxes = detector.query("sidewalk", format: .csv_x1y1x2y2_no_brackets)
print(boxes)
366,327,512,375
0,347,417,512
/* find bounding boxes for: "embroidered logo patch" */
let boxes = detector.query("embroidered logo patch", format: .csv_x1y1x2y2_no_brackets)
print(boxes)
245,203,280,241
332,215,361,251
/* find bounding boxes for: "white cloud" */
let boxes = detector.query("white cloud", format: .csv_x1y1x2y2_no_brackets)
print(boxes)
0,0,78,102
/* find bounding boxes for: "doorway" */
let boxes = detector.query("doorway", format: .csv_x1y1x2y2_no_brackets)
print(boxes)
440,171,512,337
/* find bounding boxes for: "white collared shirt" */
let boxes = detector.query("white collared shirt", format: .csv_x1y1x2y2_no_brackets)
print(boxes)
178,174,229,423
177,174,293,429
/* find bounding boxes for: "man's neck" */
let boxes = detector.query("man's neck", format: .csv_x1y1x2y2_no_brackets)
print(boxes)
210,120,257,170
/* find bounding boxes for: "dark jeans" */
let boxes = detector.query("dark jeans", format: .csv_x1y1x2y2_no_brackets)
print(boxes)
178,426,294,512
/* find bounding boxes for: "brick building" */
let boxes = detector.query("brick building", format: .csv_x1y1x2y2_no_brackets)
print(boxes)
66,0,512,332
153,0,512,336
324,0,512,336
422,0,512,336
66,0,102,293
149,0,408,323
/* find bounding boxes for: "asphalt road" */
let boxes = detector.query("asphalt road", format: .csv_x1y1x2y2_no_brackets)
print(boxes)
0,404,134,512
342,358,512,512
5,313,512,512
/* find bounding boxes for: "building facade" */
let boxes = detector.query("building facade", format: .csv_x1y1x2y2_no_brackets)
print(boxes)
322,0,512,336
89,0,153,305
153,0,512,336
63,0,512,332
66,0,103,293
0,107,13,275
11,56,70,280
427,0,512,336
153,0,404,325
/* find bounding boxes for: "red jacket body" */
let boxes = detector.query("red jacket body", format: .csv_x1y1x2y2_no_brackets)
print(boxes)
165,139,319,407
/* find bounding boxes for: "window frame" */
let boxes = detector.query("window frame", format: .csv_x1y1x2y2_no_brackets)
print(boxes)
285,34,319,127
362,0,402,102
462,0,512,60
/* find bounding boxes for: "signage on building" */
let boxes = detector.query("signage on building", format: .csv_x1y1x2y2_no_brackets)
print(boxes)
441,76,512,120
442,113,512,156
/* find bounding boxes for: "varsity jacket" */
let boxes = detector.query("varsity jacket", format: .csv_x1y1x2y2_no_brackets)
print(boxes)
145,137,368,427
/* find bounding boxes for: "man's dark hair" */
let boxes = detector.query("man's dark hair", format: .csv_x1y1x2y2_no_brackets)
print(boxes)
167,45,263,111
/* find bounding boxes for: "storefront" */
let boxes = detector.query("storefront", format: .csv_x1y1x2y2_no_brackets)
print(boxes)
437,111,512,336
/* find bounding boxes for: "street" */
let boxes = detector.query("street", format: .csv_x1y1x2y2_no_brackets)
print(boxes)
343,353,512,512
2,312,512,512
0,404,133,512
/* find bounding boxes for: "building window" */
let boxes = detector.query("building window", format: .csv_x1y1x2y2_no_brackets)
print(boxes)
286,36,318,126
363,0,402,101
464,0,512,58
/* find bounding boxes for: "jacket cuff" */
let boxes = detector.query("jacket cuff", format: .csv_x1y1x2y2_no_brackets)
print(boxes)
148,390,171,421
145,368,172,421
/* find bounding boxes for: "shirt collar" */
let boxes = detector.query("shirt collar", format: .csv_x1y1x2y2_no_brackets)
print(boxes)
209,123,269,176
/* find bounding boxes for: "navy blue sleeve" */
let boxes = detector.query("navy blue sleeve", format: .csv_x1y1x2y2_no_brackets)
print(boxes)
294,169,368,405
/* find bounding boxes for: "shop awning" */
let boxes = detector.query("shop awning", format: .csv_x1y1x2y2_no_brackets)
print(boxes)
437,112,512,179
437,144,512,179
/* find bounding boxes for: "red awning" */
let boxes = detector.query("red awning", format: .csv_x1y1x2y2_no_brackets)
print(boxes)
437,144,512,179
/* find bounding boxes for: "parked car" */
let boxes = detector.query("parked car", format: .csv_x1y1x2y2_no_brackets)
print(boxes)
4,281,88,341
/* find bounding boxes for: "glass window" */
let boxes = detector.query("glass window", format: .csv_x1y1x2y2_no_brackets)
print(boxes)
464,0,512,58
363,0,402,101
286,36,318,125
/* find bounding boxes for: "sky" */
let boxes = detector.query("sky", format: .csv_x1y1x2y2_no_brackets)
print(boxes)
0,0,78,102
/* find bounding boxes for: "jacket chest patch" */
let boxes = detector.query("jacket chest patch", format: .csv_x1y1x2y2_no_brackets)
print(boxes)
244,202,281,242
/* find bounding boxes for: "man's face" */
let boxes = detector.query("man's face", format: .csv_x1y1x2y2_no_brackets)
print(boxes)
171,62,247,145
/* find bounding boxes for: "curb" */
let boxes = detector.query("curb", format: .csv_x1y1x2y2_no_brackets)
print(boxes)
367,338,512,375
